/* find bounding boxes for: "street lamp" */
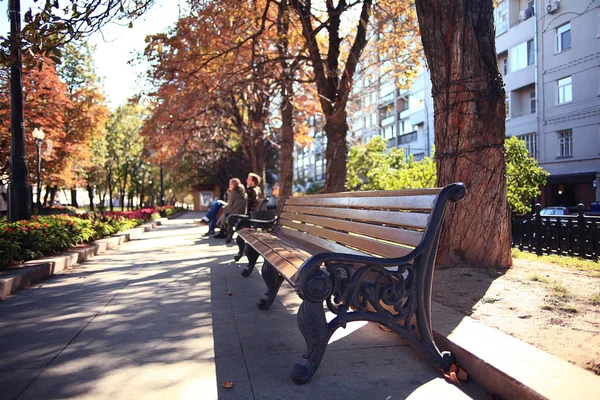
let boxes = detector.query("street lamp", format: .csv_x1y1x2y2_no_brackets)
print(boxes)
32,128,45,211
8,0,31,221
159,162,165,207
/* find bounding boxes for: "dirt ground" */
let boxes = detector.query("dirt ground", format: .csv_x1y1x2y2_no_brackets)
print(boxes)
433,257,600,375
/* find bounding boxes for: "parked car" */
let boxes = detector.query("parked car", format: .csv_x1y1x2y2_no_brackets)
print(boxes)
540,207,571,216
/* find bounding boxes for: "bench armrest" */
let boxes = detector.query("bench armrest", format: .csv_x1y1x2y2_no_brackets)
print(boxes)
228,214,278,231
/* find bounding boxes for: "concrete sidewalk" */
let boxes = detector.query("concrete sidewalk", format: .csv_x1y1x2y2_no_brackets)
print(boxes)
0,212,484,399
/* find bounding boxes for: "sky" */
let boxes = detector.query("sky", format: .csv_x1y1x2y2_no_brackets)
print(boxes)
0,0,185,108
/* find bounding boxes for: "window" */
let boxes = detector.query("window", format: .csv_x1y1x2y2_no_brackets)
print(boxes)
557,23,571,52
503,58,508,75
519,133,537,157
558,129,573,157
505,92,510,119
413,153,425,162
557,76,572,104
530,91,536,114
494,1,508,35
315,154,325,180
382,124,394,139
398,118,412,135
527,40,535,65
509,40,534,72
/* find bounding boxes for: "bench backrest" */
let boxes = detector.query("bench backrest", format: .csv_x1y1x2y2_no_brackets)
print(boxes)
277,188,444,258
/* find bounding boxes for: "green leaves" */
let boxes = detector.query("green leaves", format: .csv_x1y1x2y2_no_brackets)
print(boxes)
505,136,548,214
348,135,549,215
346,136,436,191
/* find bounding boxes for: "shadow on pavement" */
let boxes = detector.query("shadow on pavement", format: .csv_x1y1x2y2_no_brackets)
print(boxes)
0,217,487,399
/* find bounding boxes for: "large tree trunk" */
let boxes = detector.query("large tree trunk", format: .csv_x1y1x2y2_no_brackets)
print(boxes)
323,109,348,193
277,0,295,211
87,183,95,212
70,187,78,208
415,0,512,268
120,190,125,211
49,185,58,208
43,184,51,207
107,169,114,212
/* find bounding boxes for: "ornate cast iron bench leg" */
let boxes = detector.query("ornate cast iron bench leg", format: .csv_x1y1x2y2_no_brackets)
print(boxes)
257,261,285,310
291,258,455,384
234,236,246,262
291,299,332,384
242,245,259,277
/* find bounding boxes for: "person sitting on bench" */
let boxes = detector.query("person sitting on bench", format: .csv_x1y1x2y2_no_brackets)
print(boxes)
214,178,247,238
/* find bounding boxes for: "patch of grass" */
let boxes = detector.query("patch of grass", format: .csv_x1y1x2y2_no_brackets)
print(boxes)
541,304,554,311
512,249,600,273
552,282,569,298
589,294,600,305
558,304,578,313
528,272,551,283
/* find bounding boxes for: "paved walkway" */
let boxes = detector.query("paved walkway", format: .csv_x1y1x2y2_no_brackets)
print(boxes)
0,213,485,399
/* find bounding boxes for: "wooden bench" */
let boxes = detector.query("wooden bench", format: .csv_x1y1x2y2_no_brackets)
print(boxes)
233,183,466,384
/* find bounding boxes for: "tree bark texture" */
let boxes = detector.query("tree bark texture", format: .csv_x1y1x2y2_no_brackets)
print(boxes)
70,187,78,208
277,0,295,211
87,183,95,211
324,109,349,193
415,0,512,268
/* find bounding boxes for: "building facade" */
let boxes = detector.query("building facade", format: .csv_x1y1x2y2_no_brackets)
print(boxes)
294,0,600,207
497,0,600,207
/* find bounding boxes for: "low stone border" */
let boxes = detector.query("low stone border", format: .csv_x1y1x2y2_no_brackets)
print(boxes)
432,301,600,400
166,209,188,219
0,220,162,301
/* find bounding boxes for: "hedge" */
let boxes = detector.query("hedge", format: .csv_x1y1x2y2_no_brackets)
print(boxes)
0,208,159,269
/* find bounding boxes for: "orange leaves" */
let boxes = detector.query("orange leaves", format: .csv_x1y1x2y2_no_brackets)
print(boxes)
441,364,468,385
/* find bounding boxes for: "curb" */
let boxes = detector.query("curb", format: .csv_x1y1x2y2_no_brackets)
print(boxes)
431,301,600,400
0,220,161,301
167,210,188,219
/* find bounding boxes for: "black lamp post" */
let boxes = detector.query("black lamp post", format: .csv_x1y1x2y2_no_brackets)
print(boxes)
159,162,165,207
8,0,31,221
32,128,44,211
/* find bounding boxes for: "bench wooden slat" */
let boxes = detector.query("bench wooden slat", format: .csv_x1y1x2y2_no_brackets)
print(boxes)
241,231,306,281
278,227,370,257
283,205,429,230
280,220,413,258
285,194,438,212
280,212,423,247
296,188,442,199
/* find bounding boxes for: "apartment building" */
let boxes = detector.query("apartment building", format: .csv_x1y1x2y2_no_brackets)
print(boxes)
294,0,600,206
293,70,435,192
498,0,600,207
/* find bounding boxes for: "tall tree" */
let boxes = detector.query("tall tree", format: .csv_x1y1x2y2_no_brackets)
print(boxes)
0,58,71,191
58,43,109,209
288,0,420,192
415,0,512,267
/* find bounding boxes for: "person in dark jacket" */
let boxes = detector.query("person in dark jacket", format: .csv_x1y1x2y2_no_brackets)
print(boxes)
214,178,247,238
246,173,262,213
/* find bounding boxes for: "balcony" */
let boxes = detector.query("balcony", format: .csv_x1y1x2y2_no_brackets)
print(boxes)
410,110,426,126
398,131,417,145
504,65,535,92
496,16,534,54
379,92,394,106
381,115,395,127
